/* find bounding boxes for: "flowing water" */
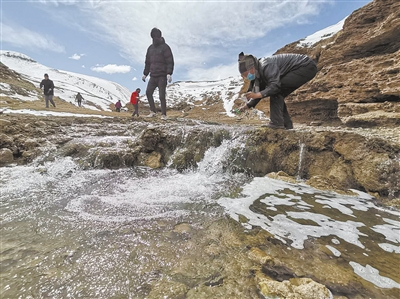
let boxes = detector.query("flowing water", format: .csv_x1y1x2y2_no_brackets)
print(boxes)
1,122,399,299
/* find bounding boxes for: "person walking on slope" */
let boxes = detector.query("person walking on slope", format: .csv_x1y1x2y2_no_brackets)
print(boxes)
130,88,141,117
75,92,84,107
40,73,56,108
238,52,317,129
142,27,174,120
115,100,122,112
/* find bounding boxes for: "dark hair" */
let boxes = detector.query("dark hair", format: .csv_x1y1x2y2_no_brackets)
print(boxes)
44,73,49,77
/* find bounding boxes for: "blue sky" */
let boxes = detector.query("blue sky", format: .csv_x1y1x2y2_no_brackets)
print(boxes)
1,0,371,92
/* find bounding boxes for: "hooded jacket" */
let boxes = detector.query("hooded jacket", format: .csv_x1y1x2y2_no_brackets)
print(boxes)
143,37,174,78
40,78,54,95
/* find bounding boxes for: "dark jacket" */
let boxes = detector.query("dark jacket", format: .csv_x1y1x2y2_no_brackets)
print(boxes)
40,79,54,95
143,37,174,77
254,54,314,98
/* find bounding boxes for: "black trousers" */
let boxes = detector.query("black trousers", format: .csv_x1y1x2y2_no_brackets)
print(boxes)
146,76,167,116
270,61,317,128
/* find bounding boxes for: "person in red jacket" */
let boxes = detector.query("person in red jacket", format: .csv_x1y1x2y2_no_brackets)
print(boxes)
130,88,141,117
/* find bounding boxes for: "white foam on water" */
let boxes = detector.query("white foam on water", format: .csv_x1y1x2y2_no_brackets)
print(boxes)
286,211,366,249
378,243,400,253
218,177,372,249
218,176,400,289
326,245,341,257
64,168,220,222
349,262,400,289
371,218,400,243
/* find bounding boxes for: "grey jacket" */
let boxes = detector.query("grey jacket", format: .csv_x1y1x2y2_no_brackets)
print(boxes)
246,54,315,109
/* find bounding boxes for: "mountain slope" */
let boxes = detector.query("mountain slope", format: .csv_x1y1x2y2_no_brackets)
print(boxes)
275,0,400,127
0,51,131,111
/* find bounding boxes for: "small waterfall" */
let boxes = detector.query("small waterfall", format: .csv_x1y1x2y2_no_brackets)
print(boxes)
297,141,307,180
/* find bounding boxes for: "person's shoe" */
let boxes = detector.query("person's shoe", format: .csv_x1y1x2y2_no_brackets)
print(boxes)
161,115,168,120
146,111,156,118
262,123,285,129
284,121,294,130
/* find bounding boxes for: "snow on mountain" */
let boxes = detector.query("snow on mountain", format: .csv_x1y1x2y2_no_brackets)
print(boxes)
0,51,131,111
1,50,244,115
297,17,347,48
163,78,243,117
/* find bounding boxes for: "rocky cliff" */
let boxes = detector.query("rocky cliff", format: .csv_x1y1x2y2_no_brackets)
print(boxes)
275,0,400,127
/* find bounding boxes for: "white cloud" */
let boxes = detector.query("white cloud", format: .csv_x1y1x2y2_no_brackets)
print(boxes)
26,0,328,80
91,64,131,74
69,53,85,60
84,1,325,67
0,22,65,53
132,77,137,81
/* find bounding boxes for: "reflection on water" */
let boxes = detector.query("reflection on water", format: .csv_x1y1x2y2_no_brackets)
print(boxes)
1,132,399,298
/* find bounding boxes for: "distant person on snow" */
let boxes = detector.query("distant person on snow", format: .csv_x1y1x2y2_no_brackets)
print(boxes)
40,73,56,108
142,27,174,120
130,88,141,117
75,92,84,107
238,52,317,129
115,100,122,112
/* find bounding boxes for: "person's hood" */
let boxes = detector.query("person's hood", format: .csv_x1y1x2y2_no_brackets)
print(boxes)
153,37,165,47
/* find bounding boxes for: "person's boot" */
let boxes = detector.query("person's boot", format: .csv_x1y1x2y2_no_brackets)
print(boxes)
284,120,294,130
262,122,285,129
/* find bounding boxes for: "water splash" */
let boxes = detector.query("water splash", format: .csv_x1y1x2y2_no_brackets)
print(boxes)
297,140,307,180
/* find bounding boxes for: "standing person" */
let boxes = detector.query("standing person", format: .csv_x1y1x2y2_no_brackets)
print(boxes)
238,52,317,129
75,92,84,107
130,88,141,117
40,73,56,108
115,100,122,112
142,27,174,120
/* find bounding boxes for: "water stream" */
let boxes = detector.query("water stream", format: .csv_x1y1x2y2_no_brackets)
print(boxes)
1,122,399,298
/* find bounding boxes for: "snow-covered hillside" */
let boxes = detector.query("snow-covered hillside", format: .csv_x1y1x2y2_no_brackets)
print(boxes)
0,51,131,111
297,17,347,48
1,50,244,115
162,78,244,117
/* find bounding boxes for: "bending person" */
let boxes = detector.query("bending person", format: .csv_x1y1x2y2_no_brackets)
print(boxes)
238,52,317,129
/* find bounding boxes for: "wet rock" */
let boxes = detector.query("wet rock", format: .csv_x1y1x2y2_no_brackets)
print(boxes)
173,223,193,234
257,272,332,299
248,247,273,265
0,118,11,127
0,133,13,147
93,150,125,169
0,148,14,165
267,171,297,184
143,151,162,169
147,279,188,299
306,175,358,196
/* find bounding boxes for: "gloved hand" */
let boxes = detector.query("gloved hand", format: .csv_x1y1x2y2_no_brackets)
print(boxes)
142,75,147,82
167,74,172,83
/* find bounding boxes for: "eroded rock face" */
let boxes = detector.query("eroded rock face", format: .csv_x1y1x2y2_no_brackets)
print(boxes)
0,114,398,202
275,0,400,127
